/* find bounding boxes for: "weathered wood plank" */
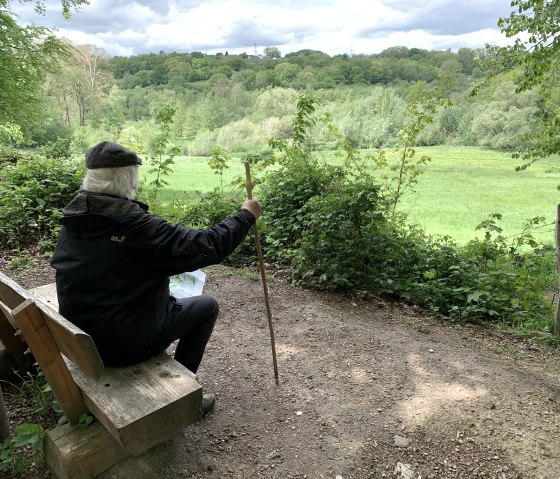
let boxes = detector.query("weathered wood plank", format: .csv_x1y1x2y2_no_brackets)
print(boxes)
12,300,88,424
0,301,33,373
0,270,27,309
30,282,59,311
44,421,130,479
30,293,104,380
68,352,202,455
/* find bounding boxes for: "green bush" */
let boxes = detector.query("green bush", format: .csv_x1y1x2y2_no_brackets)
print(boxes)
30,119,72,147
441,216,555,330
0,146,26,169
41,138,73,160
260,161,345,263
181,187,257,265
292,179,384,289
0,156,83,248
183,188,244,229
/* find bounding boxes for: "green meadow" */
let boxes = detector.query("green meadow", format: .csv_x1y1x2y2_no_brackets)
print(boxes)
141,146,560,246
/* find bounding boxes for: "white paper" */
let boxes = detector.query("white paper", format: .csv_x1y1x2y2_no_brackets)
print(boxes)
169,270,206,298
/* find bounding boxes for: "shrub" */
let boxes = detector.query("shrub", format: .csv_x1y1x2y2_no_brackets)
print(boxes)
41,138,73,160
260,160,345,263
292,179,384,289
181,188,256,264
30,119,72,147
0,156,83,248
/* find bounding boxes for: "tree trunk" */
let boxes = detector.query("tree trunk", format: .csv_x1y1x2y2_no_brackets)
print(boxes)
555,204,560,337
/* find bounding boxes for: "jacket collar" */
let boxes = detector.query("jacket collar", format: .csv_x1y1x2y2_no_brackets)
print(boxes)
62,190,149,218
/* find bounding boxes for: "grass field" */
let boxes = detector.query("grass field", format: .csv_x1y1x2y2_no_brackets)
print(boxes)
141,146,560,246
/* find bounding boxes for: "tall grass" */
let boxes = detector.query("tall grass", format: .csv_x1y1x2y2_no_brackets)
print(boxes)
140,146,560,245
395,146,560,245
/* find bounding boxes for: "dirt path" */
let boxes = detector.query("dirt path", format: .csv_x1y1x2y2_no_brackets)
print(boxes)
98,265,560,479
3,261,560,478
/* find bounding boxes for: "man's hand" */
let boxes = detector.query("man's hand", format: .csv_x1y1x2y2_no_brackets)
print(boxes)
242,198,261,220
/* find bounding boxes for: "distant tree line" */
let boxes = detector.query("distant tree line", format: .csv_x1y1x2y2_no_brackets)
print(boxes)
11,42,537,158
108,46,483,91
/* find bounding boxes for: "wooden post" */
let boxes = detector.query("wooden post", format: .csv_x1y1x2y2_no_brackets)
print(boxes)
0,385,9,442
12,300,87,424
554,204,560,337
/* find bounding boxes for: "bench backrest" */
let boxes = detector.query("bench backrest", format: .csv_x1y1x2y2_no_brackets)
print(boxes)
0,271,104,380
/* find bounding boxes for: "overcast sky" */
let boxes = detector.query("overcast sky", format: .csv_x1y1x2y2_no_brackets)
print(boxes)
12,0,515,58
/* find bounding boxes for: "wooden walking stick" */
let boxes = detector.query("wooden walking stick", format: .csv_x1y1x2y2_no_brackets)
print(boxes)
244,162,279,385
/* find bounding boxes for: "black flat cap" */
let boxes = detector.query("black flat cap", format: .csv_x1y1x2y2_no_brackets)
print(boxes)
86,141,142,169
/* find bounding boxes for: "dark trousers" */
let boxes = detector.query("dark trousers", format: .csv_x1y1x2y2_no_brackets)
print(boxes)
166,295,219,372
105,295,219,373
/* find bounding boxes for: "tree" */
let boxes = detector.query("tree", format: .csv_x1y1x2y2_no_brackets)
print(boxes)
263,47,282,60
489,1,560,337
488,0,560,161
0,0,88,134
46,41,113,127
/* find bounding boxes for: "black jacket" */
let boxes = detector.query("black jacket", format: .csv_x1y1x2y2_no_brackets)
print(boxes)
50,191,255,352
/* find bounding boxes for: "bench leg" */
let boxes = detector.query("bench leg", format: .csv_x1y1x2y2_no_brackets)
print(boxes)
44,421,130,479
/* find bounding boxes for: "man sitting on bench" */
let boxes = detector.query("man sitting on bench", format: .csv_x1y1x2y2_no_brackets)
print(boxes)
50,141,261,416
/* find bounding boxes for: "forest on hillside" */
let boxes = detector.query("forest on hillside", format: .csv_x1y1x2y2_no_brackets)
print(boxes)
3,42,541,157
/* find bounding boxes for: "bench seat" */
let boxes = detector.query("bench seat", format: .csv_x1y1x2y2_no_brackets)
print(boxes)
69,351,201,455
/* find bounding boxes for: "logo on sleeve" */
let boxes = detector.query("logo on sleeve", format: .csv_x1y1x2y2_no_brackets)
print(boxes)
111,235,126,243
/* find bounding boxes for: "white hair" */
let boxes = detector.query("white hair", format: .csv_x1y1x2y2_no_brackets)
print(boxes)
82,165,139,200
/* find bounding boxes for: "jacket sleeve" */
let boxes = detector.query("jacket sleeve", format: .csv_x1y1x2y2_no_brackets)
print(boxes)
130,209,255,276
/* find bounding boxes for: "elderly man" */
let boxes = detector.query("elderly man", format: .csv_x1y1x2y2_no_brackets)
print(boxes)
51,141,261,416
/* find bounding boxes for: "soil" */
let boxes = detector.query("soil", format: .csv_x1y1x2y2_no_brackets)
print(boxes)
2,255,560,479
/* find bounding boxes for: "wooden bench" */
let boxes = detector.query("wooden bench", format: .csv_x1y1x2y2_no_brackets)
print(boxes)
0,271,203,478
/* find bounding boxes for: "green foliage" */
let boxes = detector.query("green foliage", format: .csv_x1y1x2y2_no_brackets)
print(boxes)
469,81,538,150
484,0,560,162
292,179,383,289
7,367,56,419
0,359,77,475
79,413,94,427
430,215,554,330
0,423,44,475
0,1,84,133
147,102,180,199
257,92,555,333
181,187,255,265
264,47,282,60
41,137,73,160
0,123,23,146
30,119,73,147
183,188,243,229
9,248,35,271
493,0,559,95
208,147,230,195
0,155,83,248
377,85,450,219
260,159,345,263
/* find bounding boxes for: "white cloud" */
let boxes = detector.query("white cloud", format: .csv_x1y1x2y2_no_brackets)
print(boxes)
12,0,515,56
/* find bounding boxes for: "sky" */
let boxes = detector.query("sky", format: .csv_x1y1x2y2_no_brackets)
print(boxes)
12,0,516,58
